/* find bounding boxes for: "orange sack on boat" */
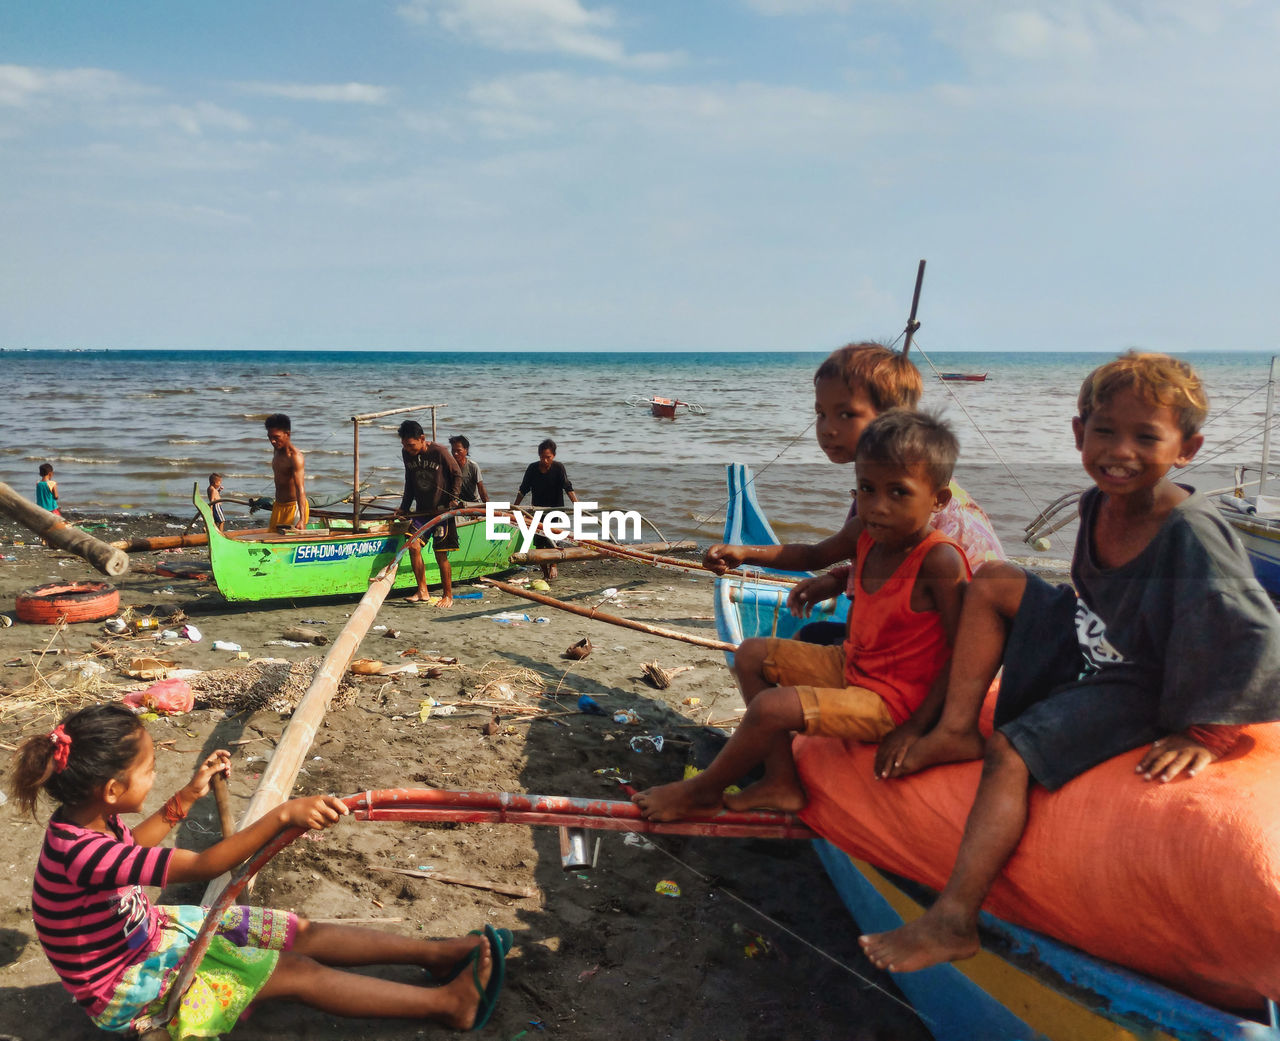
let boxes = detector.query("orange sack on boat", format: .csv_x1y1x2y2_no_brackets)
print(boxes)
794,686,1280,1009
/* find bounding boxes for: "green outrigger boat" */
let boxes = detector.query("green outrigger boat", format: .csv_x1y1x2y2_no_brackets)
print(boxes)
191,403,519,603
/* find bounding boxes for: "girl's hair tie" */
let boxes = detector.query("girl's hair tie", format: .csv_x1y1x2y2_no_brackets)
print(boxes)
49,724,72,773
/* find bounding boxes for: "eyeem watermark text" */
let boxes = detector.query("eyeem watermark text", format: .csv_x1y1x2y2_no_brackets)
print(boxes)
486,501,641,552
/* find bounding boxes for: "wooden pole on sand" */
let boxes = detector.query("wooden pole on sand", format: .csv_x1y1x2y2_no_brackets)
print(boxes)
199,553,401,904
0,482,129,577
482,576,736,652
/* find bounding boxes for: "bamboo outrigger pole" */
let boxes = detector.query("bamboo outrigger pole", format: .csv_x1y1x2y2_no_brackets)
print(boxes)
199,506,489,904
482,576,736,652
901,259,926,357
0,482,129,576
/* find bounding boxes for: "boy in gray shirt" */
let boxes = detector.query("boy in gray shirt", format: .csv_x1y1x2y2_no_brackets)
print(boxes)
861,352,1280,974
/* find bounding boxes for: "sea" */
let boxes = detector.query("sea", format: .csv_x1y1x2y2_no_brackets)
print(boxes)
3,348,1276,565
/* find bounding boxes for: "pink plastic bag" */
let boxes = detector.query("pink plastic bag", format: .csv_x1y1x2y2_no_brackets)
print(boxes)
122,678,194,715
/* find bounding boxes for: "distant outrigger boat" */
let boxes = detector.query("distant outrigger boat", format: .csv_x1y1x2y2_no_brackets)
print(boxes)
625,396,707,419
938,372,988,382
192,403,518,602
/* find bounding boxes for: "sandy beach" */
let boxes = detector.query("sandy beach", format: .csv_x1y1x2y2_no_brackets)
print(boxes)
0,510,930,1041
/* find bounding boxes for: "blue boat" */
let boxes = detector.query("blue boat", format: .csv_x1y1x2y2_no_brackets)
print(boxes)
714,462,1279,1041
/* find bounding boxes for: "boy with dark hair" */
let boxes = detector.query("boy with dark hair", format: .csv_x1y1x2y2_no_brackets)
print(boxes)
36,463,60,516
449,436,488,505
634,410,971,821
207,473,226,533
264,414,307,532
512,439,579,581
704,342,1003,639
860,352,1280,974
395,420,463,607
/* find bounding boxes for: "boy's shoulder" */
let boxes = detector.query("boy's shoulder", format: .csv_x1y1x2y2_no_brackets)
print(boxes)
1079,485,1256,584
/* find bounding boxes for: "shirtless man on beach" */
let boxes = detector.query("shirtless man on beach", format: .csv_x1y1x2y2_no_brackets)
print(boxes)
265,413,308,532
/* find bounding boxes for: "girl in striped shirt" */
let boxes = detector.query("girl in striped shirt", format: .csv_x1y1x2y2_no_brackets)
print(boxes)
9,703,505,1037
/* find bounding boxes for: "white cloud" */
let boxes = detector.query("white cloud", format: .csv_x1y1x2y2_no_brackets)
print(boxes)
0,64,143,107
397,0,679,66
235,81,391,104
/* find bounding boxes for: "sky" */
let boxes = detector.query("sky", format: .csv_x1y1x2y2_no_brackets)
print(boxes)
1,1,1277,352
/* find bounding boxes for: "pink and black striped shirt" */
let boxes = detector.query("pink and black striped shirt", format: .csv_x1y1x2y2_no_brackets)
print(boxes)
32,813,172,1012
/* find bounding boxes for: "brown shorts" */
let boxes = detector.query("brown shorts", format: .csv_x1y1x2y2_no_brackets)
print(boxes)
760,637,896,742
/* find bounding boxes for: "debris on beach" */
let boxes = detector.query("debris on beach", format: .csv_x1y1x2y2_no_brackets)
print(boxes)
563,637,592,660
640,661,693,689
188,656,357,713
281,625,328,645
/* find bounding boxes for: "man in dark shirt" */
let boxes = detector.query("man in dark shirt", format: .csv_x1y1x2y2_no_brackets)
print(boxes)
394,420,463,606
513,438,579,580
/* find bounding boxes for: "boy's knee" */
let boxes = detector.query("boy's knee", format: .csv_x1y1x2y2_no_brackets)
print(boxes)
970,562,1028,613
733,637,770,674
745,686,799,727
983,732,1028,774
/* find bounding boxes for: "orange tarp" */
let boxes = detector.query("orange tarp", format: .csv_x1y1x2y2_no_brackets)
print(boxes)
795,691,1280,1009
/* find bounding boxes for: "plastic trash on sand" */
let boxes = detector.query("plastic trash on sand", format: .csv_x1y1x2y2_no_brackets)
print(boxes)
212,641,241,652
654,879,681,898
630,734,664,754
613,709,641,725
123,678,194,715
577,694,607,716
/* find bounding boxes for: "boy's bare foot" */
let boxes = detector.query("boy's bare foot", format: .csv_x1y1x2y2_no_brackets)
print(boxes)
439,940,492,1030
723,777,805,813
632,780,723,822
407,589,429,603
893,727,985,776
435,595,453,608
859,907,980,973
548,565,558,581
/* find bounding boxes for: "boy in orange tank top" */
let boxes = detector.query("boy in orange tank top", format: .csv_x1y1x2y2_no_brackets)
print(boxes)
633,410,970,822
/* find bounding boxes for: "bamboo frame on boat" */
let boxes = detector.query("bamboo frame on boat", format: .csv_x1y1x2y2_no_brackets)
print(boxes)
350,402,447,532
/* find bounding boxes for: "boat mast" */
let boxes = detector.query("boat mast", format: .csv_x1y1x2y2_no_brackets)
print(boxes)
1260,356,1278,496
901,259,926,357
349,403,447,530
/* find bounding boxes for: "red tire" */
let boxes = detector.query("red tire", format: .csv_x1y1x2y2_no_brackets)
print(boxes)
15,582,121,625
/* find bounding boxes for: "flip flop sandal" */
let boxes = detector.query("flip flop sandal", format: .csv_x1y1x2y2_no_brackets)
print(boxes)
470,923,506,1032
429,928,514,984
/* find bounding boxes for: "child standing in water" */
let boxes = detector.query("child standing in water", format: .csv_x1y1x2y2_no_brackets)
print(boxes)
207,472,226,533
36,463,60,515
9,703,506,1037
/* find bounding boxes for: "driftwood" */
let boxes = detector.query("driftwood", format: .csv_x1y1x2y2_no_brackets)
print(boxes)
373,865,539,899
511,539,696,564
110,533,210,552
0,482,129,576
482,577,735,652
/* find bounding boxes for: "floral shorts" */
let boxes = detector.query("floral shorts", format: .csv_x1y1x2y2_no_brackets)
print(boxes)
93,904,297,1039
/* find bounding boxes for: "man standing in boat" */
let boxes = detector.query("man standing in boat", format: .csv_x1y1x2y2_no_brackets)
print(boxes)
395,420,463,607
265,414,308,532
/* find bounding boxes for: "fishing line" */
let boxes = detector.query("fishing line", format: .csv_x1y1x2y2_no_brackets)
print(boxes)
637,836,937,1027
911,340,1047,522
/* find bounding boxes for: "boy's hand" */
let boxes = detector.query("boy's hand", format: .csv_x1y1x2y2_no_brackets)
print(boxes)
787,573,841,617
186,749,231,799
1136,735,1217,782
284,794,350,831
874,722,925,779
703,544,746,574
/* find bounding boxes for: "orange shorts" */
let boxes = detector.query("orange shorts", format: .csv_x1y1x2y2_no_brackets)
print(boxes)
760,637,895,742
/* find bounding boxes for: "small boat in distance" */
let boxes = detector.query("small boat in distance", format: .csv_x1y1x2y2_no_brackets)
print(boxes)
938,372,988,382
625,396,707,419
